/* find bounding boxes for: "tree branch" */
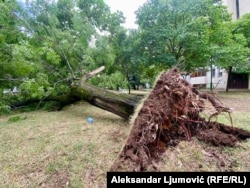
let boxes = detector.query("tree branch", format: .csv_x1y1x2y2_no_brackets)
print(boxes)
80,66,105,85
0,77,23,81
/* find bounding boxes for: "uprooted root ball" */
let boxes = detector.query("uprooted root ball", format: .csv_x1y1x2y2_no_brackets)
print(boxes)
110,68,250,172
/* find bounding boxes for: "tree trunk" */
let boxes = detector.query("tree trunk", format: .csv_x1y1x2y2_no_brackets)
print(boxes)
70,81,140,119
11,82,141,119
11,94,80,111
226,66,232,92
10,66,142,119
70,66,142,119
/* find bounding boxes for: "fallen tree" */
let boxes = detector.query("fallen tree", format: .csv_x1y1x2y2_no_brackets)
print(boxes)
69,66,141,119
8,66,250,171
10,66,140,118
70,82,138,119
110,68,250,171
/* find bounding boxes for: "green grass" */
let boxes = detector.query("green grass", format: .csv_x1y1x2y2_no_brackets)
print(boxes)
0,92,250,187
216,112,250,131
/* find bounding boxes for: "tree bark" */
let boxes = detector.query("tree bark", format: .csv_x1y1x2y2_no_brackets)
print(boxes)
226,66,232,92
71,66,142,119
11,94,78,110
71,81,140,119
11,83,141,119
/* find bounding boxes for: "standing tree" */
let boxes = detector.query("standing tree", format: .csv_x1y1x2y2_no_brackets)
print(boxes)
230,13,250,73
135,0,249,85
135,0,216,70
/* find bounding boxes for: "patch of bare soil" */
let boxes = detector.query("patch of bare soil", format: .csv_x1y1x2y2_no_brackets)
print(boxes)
110,68,250,172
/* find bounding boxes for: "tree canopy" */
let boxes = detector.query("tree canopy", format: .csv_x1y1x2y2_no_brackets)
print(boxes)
231,13,250,72
0,0,249,114
135,0,249,72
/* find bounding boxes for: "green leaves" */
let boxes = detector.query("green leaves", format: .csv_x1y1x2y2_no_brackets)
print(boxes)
1,0,248,112
233,13,250,56
89,71,128,90
20,73,52,99
135,0,249,73
136,0,211,69
0,0,127,101
46,49,61,65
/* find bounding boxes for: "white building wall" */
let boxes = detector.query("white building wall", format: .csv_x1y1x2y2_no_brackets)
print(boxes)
222,0,237,20
188,67,228,89
222,0,250,20
190,76,206,85
238,0,250,18
205,68,228,89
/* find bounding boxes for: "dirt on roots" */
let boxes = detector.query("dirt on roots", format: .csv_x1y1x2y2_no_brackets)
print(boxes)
110,68,250,172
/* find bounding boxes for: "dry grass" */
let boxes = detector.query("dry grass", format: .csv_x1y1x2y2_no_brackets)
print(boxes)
0,91,250,187
0,101,130,187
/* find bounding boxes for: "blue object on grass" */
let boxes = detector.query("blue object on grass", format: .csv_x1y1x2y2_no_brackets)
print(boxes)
87,116,94,124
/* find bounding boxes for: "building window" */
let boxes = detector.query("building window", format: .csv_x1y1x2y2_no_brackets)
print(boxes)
200,69,206,76
191,68,206,77
236,0,240,19
211,68,216,78
218,68,223,77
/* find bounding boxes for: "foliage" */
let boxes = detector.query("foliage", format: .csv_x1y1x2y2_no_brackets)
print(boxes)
0,0,125,110
38,101,62,111
8,115,22,122
135,0,249,73
135,0,212,69
140,64,167,86
89,71,128,90
0,0,26,88
0,101,11,115
231,13,250,72
19,73,53,99
233,13,250,47
89,36,116,73
0,0,250,111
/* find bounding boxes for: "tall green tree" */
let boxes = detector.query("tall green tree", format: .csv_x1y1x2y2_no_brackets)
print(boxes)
231,13,250,72
135,0,216,70
233,13,250,48
135,0,249,75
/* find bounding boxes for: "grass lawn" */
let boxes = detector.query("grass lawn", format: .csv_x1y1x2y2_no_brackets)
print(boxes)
0,91,250,187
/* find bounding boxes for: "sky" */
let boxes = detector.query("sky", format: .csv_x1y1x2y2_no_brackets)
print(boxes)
19,0,147,29
104,0,147,29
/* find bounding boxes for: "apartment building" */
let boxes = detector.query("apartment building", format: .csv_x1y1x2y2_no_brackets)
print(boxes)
189,0,250,90
222,0,250,20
